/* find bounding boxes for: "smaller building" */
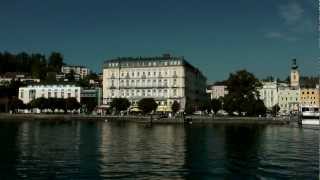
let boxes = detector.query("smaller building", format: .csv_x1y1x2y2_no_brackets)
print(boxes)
61,65,90,79
206,84,228,99
0,73,40,85
300,88,319,107
56,73,81,82
258,81,278,109
81,88,102,113
19,84,81,104
278,86,300,114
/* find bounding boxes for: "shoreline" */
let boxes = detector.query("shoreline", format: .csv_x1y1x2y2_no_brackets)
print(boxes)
0,113,292,125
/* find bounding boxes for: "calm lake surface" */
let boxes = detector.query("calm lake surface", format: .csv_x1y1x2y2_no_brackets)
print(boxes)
0,121,318,179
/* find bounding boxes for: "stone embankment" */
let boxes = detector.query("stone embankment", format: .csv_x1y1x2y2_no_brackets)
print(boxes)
0,113,292,125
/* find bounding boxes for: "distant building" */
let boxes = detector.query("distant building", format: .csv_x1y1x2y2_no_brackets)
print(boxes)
258,81,278,109
55,73,81,82
278,86,300,114
300,88,319,107
0,73,40,85
102,54,208,112
19,84,81,104
61,65,90,79
206,85,228,99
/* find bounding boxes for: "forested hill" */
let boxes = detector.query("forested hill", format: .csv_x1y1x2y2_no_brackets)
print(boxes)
0,52,65,80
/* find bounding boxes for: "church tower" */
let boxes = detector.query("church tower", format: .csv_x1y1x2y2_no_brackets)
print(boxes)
290,59,300,88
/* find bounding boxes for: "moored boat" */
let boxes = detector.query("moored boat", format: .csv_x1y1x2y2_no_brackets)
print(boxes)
300,106,320,125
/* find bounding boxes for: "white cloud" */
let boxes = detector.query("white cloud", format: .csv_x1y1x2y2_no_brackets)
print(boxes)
264,1,314,42
265,32,283,38
278,2,304,25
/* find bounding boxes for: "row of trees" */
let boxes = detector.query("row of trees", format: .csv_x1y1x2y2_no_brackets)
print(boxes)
110,98,181,115
0,51,64,80
9,97,81,113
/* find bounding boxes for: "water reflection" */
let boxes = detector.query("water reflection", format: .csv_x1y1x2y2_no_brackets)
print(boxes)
0,121,318,179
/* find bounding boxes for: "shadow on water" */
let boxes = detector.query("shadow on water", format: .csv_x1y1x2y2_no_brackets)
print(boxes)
0,122,20,180
223,125,266,179
182,124,266,180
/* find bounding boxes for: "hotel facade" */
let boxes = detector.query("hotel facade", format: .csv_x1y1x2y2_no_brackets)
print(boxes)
102,54,207,112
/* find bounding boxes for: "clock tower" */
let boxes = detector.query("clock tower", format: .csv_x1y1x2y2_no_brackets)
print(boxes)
290,59,300,88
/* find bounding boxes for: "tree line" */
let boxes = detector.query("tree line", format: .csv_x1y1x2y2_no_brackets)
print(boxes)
0,51,64,80
9,97,81,113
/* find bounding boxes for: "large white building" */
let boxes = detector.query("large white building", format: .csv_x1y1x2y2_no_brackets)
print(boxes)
206,85,228,99
19,85,81,104
61,65,90,79
258,81,278,109
102,54,208,112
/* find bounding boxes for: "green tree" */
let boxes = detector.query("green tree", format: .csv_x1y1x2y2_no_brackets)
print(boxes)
48,52,64,72
224,70,263,116
138,98,158,114
199,100,211,113
66,70,76,82
271,104,280,116
211,98,222,114
29,97,49,112
9,97,25,113
47,98,58,113
110,98,130,113
254,100,267,116
66,98,81,112
56,98,67,113
171,101,180,115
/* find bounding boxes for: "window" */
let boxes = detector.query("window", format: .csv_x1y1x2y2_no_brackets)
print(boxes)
20,91,24,98
54,92,57,98
173,89,177,96
68,93,71,98
61,92,64,98
48,92,51,98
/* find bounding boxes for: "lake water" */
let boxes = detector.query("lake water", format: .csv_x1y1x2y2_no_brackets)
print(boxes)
0,121,318,179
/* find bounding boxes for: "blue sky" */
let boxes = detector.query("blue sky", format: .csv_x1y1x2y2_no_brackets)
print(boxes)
0,0,318,82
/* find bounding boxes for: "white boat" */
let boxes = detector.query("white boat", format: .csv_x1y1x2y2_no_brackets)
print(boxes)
300,106,320,125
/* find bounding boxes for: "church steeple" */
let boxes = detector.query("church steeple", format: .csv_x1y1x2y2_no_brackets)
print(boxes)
291,58,298,70
290,59,300,88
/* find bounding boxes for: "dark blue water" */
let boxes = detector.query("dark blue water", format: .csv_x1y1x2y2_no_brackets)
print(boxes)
0,121,318,179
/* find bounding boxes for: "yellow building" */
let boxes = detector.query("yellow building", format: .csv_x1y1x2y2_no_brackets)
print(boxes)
300,88,320,107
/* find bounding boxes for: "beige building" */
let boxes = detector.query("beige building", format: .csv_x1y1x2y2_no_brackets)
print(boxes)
61,65,90,79
206,85,228,99
102,54,207,112
278,85,300,114
300,88,319,107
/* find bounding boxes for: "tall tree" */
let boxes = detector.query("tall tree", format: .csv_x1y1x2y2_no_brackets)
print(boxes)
9,97,25,113
48,52,64,72
110,98,130,113
66,98,81,112
138,98,158,114
211,98,222,114
171,101,180,115
224,70,265,116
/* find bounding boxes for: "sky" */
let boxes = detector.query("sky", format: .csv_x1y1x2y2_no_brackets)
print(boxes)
0,0,318,83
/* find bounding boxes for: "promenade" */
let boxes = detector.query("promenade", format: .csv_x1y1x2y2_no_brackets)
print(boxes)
0,113,292,125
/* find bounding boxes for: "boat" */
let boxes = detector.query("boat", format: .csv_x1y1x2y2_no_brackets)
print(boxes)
300,106,320,125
